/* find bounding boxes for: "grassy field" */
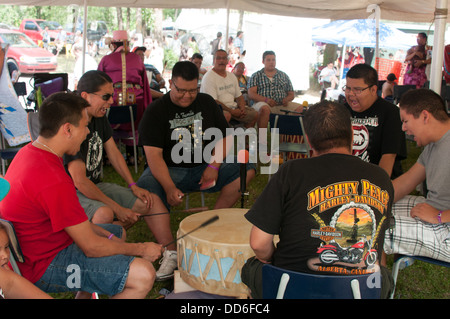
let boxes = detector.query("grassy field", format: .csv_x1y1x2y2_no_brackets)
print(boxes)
90,139,448,300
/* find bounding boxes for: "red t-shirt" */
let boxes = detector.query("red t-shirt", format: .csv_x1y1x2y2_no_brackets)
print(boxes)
0,144,87,283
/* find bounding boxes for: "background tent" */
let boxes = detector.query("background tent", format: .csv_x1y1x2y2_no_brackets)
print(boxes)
312,19,416,50
0,0,447,93
312,19,417,86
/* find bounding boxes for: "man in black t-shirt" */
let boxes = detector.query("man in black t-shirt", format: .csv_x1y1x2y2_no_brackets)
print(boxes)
137,61,255,210
344,63,406,179
242,101,394,299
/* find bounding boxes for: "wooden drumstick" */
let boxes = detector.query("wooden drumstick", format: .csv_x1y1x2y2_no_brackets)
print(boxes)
163,215,219,248
139,206,209,218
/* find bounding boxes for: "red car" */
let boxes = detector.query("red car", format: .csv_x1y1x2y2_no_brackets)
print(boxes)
0,29,57,74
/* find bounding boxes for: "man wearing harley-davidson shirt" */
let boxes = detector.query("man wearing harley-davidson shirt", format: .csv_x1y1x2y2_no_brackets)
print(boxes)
242,101,394,299
344,64,406,179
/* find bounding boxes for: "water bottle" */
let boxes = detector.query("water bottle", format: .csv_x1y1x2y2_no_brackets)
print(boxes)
398,257,414,270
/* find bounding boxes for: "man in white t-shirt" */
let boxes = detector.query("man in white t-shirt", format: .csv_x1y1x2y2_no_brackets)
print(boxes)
200,49,257,128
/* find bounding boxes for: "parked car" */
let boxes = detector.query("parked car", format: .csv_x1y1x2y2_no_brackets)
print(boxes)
65,20,108,42
19,19,60,45
0,29,57,74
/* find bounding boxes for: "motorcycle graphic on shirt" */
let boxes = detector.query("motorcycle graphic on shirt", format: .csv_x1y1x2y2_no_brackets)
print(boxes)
310,197,384,274
317,235,378,267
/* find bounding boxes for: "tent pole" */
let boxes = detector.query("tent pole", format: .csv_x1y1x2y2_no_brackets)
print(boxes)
367,4,380,71
226,0,230,52
81,0,88,75
429,0,447,95
339,43,346,89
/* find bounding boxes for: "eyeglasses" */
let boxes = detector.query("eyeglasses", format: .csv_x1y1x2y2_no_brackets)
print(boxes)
172,82,198,96
91,92,114,101
342,85,372,95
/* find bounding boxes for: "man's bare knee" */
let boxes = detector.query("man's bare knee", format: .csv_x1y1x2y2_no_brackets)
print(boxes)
122,258,156,298
91,206,115,224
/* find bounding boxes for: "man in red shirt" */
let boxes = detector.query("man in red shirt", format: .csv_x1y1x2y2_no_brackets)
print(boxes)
0,92,162,298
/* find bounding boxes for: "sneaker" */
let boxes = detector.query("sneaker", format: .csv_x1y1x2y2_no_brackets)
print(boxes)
156,250,177,281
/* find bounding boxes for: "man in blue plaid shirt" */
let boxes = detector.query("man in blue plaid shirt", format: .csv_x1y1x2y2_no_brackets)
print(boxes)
248,50,304,129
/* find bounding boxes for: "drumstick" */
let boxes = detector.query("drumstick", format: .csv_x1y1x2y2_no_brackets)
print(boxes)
172,206,209,213
139,206,209,218
163,215,219,248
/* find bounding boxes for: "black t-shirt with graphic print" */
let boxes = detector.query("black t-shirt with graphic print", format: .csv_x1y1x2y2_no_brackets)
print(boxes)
64,116,113,184
138,92,229,168
245,153,394,276
345,97,406,179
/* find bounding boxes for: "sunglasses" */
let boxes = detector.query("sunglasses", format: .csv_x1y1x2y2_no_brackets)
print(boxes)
91,92,114,101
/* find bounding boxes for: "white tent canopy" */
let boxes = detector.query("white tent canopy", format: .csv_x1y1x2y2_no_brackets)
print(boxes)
0,0,447,23
0,0,448,93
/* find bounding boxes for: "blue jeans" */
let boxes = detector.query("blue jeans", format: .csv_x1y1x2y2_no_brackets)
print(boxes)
34,224,134,296
137,157,255,209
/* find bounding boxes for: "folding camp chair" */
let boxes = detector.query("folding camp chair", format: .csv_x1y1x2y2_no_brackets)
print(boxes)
0,82,32,174
107,104,138,173
269,113,310,162
13,82,28,109
29,73,68,110
390,255,450,299
0,138,22,176
262,263,381,299
27,111,39,142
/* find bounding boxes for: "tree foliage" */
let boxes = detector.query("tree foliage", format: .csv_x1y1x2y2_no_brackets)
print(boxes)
0,5,179,38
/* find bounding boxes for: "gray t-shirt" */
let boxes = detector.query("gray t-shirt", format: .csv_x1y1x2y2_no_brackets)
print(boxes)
418,129,450,211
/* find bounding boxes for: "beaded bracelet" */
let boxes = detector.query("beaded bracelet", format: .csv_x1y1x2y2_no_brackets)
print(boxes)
437,211,443,224
128,182,137,188
208,164,219,171
108,233,115,240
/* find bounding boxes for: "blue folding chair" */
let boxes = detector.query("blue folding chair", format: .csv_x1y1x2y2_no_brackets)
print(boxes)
262,264,381,299
390,254,450,299
269,113,310,162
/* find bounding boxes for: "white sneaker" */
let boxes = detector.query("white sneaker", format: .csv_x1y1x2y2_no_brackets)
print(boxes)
156,250,177,281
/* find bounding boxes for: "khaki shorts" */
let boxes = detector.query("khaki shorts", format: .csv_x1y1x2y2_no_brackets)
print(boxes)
252,101,303,114
77,182,138,220
230,106,258,125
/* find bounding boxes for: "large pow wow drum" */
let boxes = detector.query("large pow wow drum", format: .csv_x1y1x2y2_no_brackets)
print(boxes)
177,208,254,297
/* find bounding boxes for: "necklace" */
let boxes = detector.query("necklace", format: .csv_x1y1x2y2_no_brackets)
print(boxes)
34,139,61,158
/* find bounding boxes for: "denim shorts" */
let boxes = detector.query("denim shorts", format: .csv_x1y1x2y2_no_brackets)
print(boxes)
34,224,135,296
137,156,255,209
